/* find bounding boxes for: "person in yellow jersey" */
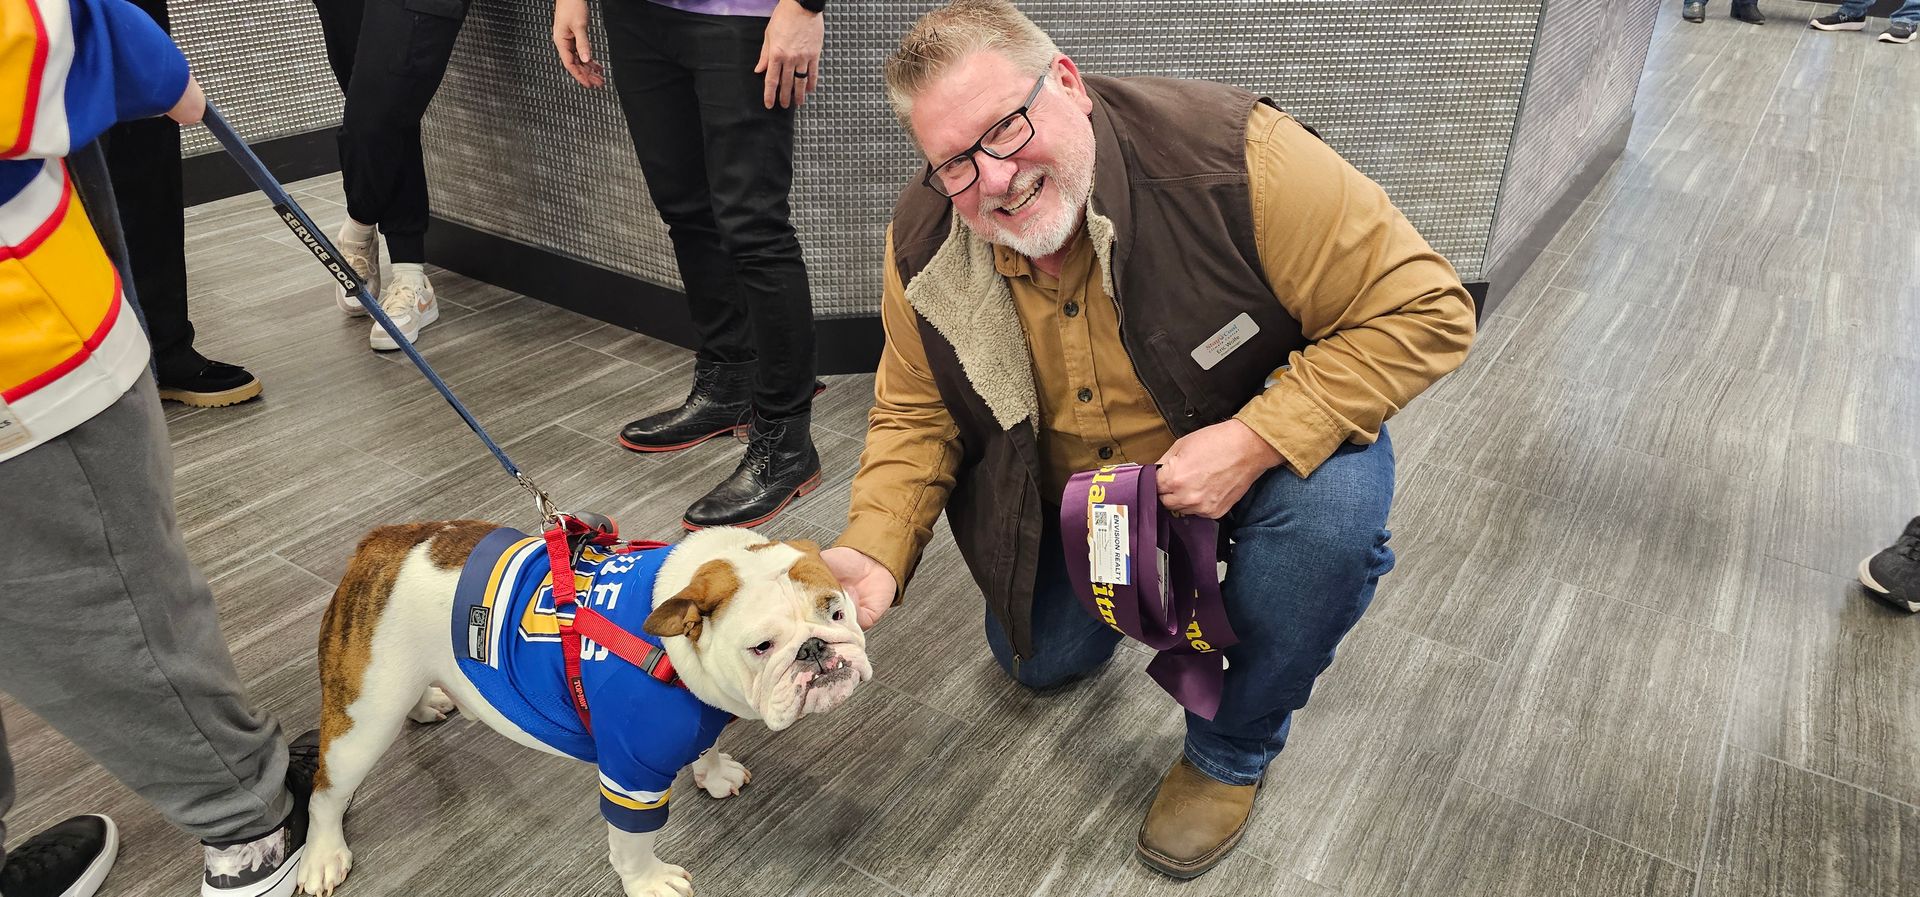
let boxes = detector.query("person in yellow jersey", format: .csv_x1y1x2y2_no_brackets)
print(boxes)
1,3,316,895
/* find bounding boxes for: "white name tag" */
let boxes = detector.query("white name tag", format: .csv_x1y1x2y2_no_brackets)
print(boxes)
1190,312,1261,371
0,400,31,455
1090,503,1131,586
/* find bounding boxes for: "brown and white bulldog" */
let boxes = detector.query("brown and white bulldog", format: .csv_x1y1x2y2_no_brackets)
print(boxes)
296,522,872,897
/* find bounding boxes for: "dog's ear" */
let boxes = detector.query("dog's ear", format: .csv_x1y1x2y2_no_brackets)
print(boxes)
643,596,704,640
643,559,740,642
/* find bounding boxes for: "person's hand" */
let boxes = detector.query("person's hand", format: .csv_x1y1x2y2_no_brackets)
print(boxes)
755,0,822,109
1155,419,1283,519
553,0,605,88
821,546,896,630
167,75,205,125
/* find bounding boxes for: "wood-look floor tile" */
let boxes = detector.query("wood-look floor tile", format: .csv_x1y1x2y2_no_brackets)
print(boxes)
1732,558,1920,808
1615,349,1793,479
1371,462,1576,662
1391,780,1694,897
1234,621,1498,897
1813,273,1920,362
795,863,912,897
1555,446,1760,632
1548,237,1695,308
1422,363,1628,504
1497,286,1665,389
841,656,1188,897
1698,748,1920,897
570,323,697,374
1768,435,1920,580
1459,582,1738,864
649,685,964,897
1791,339,1920,463
1486,248,1567,322
1652,279,1810,377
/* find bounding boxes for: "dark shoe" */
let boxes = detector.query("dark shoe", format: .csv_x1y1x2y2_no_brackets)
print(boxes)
618,360,754,453
1731,1,1765,24
0,815,118,897
682,410,821,530
1880,21,1917,42
200,729,317,897
1135,756,1259,880
157,358,262,408
1684,1,1705,22
1860,517,1920,612
1811,12,1868,30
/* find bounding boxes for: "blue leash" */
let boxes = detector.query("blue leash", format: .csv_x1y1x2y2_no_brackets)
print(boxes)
201,105,557,520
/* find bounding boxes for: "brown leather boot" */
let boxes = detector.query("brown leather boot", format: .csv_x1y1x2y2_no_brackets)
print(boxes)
1135,756,1261,879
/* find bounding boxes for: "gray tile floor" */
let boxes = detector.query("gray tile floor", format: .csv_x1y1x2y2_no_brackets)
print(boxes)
7,1,1920,894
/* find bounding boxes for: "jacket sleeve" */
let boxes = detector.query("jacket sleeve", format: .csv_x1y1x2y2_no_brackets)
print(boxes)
3,0,190,160
1233,104,1476,477
833,226,963,602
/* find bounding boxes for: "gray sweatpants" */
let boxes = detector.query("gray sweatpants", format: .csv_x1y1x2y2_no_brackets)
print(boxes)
0,373,291,862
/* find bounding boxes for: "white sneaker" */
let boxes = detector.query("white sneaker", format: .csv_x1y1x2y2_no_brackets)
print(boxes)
369,275,439,351
334,225,380,317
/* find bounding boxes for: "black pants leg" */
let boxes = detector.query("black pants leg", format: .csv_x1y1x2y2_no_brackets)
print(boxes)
100,0,193,377
310,0,468,263
603,2,816,418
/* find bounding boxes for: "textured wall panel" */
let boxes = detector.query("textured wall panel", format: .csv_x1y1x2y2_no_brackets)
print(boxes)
423,0,1546,320
173,0,342,156
1486,0,1660,270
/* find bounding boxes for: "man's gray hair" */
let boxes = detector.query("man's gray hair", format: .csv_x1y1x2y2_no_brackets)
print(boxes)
883,0,1061,132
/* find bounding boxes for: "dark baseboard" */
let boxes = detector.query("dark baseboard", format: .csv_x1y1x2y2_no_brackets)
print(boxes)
183,128,339,206
425,216,886,375
1480,114,1632,317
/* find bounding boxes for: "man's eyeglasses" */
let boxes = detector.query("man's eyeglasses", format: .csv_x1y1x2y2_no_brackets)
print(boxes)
922,73,1049,198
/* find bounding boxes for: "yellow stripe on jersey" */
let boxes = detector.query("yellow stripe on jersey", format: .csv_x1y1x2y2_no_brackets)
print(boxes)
0,0,50,152
600,785,670,811
0,181,119,392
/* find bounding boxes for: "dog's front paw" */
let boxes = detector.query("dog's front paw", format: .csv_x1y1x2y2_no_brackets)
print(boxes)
691,751,750,799
296,841,353,896
622,862,693,897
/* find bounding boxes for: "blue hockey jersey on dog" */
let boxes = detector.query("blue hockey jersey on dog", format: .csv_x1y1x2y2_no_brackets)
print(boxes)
450,528,733,833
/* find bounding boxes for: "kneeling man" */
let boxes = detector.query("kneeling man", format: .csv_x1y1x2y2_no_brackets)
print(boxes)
822,0,1475,878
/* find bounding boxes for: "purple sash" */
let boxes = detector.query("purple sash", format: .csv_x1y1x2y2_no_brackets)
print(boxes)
1062,463,1238,720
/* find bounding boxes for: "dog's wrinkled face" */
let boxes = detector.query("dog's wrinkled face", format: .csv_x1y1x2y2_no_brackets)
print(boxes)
643,531,871,730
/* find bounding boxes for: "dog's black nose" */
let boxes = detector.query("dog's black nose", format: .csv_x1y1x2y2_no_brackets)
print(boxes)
795,637,828,666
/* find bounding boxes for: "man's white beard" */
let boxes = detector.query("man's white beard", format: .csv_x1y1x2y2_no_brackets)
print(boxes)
977,144,1095,259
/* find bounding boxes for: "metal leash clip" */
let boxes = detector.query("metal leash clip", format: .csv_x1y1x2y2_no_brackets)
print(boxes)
516,472,561,526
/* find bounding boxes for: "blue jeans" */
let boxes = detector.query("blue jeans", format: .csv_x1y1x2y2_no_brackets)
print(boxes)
985,432,1396,786
1839,0,1920,22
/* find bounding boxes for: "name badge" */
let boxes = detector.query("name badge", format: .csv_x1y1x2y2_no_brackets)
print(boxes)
1090,503,1131,585
1190,312,1260,371
0,400,31,455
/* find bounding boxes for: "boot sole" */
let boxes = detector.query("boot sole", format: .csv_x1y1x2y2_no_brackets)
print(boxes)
681,469,823,531
618,425,747,454
1858,558,1920,612
1811,20,1867,30
158,379,263,408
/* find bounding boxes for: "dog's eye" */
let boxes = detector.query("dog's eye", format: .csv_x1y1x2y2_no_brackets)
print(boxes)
750,640,773,656
832,609,845,622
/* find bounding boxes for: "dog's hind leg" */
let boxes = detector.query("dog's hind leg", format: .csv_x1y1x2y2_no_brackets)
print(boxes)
299,528,452,897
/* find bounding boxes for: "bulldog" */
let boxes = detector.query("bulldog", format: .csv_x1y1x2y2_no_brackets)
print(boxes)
295,521,872,897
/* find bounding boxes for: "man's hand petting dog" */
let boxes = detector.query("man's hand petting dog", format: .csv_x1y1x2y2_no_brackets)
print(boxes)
1155,419,1283,520
821,546,897,630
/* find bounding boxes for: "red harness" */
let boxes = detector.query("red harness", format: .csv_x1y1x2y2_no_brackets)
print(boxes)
538,514,677,733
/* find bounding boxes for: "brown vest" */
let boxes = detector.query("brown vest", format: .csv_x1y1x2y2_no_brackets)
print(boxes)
890,75,1310,662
